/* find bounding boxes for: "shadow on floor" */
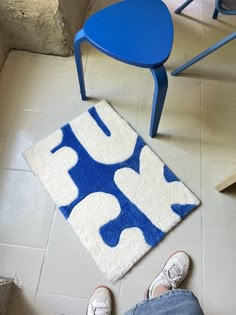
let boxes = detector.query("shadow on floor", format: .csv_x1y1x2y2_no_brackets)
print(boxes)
7,284,37,315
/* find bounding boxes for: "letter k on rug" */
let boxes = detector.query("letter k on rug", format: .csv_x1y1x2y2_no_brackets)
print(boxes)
23,100,200,282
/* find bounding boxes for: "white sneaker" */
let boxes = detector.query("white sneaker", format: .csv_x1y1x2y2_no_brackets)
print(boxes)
145,251,190,299
87,286,112,315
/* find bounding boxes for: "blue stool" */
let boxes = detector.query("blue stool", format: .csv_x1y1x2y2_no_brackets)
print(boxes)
74,0,173,137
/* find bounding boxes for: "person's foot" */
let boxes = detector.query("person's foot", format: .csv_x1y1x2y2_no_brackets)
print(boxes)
145,251,190,299
87,286,112,315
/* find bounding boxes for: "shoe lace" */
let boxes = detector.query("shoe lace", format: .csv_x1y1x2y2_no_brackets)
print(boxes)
164,262,184,288
93,302,110,315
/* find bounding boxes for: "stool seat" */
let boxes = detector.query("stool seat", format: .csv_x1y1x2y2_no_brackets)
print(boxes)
84,0,173,68
74,0,174,137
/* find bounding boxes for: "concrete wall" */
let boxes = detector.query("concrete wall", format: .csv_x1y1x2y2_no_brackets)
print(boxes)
0,26,9,71
59,0,89,43
0,0,89,57
0,0,70,56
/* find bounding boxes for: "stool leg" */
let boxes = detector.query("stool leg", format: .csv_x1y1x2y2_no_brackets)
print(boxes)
74,29,87,100
149,66,168,137
212,8,219,19
175,0,194,14
171,32,236,76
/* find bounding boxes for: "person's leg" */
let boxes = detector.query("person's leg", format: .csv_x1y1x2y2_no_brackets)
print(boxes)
124,251,204,315
124,290,204,315
87,286,112,315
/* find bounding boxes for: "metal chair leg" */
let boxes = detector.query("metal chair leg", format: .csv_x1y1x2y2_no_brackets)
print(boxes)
175,0,194,14
74,29,87,100
149,66,168,137
171,32,236,76
212,8,219,19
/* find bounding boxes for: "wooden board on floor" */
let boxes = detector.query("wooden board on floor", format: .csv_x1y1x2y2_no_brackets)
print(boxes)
215,169,236,192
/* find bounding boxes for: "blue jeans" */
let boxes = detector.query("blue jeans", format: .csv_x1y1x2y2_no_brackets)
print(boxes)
124,290,204,315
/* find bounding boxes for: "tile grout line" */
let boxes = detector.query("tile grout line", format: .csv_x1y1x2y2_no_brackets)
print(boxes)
14,107,76,116
0,241,45,251
44,206,57,252
32,254,46,305
199,0,204,309
0,167,32,173
117,279,122,315
34,289,88,301
33,206,57,305
0,137,6,155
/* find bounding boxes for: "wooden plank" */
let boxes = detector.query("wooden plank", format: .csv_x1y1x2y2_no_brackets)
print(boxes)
215,169,236,192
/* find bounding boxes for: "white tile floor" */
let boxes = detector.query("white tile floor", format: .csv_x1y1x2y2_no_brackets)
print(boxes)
0,0,235,314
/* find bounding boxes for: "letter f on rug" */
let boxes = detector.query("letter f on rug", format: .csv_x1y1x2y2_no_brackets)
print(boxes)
23,100,200,282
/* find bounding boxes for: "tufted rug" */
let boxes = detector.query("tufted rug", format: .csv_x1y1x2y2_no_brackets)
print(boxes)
23,100,200,282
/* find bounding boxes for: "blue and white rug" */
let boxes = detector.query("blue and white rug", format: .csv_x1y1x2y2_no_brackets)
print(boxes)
23,100,200,282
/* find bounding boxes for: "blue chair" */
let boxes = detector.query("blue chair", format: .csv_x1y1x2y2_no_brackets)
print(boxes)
174,0,236,19
74,0,174,137
172,0,236,76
